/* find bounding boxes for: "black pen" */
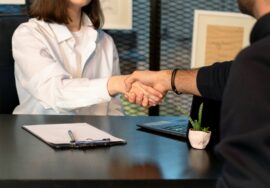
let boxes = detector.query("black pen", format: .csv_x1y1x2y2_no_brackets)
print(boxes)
68,130,76,143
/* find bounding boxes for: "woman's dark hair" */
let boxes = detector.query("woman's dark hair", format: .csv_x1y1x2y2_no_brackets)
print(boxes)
29,0,104,29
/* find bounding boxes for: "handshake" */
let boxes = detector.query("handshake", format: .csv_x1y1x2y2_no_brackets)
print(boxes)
123,70,172,107
108,69,198,108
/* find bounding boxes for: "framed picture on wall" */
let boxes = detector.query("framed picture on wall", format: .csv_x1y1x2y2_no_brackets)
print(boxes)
100,0,132,30
0,0,25,4
191,10,256,68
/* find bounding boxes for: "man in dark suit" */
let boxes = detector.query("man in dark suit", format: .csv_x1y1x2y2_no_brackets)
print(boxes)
125,0,270,187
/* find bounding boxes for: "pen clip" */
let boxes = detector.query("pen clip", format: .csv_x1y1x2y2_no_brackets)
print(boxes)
68,130,111,147
73,138,111,147
68,130,76,143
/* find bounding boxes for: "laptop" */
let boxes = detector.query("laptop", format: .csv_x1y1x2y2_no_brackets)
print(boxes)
137,116,189,138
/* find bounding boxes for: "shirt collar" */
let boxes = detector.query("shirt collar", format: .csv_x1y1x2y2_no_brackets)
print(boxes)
48,13,94,43
250,12,270,44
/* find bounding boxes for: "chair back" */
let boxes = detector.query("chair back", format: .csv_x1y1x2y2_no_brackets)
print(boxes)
0,14,28,113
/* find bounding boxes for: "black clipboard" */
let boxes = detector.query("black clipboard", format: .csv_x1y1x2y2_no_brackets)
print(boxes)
22,123,126,149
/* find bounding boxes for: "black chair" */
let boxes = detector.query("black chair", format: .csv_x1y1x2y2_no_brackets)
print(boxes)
0,14,29,113
189,95,222,149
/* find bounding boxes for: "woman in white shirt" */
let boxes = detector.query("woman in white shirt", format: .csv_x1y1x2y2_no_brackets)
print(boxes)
12,0,161,115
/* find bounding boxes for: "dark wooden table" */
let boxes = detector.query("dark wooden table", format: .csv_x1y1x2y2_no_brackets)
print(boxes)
0,115,221,188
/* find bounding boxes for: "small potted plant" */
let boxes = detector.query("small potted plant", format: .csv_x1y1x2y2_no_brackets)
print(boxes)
187,103,211,149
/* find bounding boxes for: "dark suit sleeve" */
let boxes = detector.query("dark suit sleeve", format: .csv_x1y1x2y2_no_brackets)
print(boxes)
196,61,232,101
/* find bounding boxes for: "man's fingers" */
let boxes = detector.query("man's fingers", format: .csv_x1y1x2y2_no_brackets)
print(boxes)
126,92,136,103
142,96,149,107
135,92,144,106
143,85,163,99
124,75,137,92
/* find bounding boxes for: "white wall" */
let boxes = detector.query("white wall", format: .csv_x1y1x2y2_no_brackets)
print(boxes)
0,0,25,4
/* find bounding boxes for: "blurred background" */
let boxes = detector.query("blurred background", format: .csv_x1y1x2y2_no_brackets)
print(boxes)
0,0,239,116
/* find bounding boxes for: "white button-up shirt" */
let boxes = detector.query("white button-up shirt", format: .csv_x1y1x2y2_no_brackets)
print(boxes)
12,14,123,115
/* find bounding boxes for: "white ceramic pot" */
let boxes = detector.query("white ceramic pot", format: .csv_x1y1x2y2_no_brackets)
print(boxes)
188,129,211,149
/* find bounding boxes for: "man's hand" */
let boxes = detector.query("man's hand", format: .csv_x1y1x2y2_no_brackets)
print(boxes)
125,69,201,97
125,70,171,93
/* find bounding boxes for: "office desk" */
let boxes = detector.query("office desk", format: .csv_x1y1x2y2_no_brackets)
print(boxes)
0,115,221,188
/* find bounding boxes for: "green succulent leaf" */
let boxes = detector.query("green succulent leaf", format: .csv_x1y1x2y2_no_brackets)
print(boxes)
179,102,210,133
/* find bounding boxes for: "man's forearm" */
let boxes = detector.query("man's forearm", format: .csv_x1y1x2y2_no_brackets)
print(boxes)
173,69,201,96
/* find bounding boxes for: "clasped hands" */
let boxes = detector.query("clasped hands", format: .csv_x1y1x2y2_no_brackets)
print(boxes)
124,81,163,107
124,70,171,107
